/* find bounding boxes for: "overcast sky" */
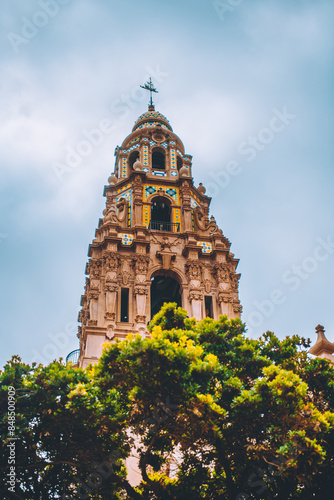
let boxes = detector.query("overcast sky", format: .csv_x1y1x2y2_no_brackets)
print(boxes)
1,0,333,368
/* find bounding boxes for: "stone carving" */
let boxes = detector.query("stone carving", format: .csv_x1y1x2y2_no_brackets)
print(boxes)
203,279,212,294
87,259,102,278
88,319,97,326
132,255,150,274
217,292,232,304
185,259,203,280
193,206,222,235
120,271,130,285
106,325,115,340
90,280,100,291
230,273,240,292
88,291,99,300
135,315,146,323
189,289,203,301
213,262,229,282
105,283,118,293
78,308,89,324
134,285,149,295
103,198,128,227
151,234,182,251
105,312,116,322
233,303,242,314
116,197,128,223
103,252,120,271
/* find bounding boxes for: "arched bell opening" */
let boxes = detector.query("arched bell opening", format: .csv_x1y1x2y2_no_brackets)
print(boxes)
150,273,182,319
150,196,171,231
152,147,166,170
129,150,139,169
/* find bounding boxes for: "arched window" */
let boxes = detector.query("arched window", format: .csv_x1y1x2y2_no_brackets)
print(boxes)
177,156,183,171
150,196,171,231
129,151,139,169
152,148,165,170
151,275,182,318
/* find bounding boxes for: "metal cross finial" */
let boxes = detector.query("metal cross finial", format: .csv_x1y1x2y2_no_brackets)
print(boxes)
140,77,158,107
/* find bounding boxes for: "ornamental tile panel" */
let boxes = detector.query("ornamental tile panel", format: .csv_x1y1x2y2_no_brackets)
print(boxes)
197,241,213,254
117,233,134,246
121,157,127,177
142,145,149,165
144,185,179,203
170,149,177,169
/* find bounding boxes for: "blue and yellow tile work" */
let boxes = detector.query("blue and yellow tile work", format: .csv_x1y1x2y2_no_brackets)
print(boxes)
143,204,150,228
117,233,134,246
121,157,127,177
197,241,213,254
143,185,179,203
143,145,149,165
173,208,181,227
170,149,177,169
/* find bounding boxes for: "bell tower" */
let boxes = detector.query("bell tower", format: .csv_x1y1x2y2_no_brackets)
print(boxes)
78,86,242,368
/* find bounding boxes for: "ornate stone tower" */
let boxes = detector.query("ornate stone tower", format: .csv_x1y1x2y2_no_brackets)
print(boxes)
78,94,242,368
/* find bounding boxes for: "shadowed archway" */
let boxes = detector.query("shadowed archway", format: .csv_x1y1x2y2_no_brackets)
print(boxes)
150,275,181,319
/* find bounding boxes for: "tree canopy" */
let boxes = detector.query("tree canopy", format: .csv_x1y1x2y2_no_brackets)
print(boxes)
1,303,334,499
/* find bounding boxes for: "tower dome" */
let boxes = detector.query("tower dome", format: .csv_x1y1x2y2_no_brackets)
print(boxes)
132,105,173,132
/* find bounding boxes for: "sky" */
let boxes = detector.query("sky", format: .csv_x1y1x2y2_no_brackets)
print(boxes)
1,0,333,369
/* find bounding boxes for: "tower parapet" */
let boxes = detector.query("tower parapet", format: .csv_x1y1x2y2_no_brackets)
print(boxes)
77,104,242,368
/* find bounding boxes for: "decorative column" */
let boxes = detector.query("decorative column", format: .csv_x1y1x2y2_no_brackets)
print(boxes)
185,259,204,321
217,292,231,316
188,289,203,321
134,285,149,323
89,290,99,324
132,254,150,333
103,251,120,323
105,282,118,321
180,180,193,232
132,174,144,227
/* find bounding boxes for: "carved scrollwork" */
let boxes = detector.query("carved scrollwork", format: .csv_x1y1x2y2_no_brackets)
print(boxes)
132,255,150,274
233,303,242,314
120,271,130,285
213,262,229,282
134,285,149,296
188,290,203,301
185,259,203,280
105,312,116,321
229,273,240,292
103,251,120,271
217,292,232,304
104,283,118,293
87,259,102,278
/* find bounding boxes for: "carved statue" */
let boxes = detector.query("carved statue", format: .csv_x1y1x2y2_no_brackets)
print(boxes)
193,206,222,235
185,259,203,280
103,198,128,227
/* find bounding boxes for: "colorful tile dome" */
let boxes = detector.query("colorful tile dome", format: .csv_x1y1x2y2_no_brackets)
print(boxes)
132,106,173,132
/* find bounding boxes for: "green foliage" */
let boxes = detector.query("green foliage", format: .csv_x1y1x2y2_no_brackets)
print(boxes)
1,305,334,499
